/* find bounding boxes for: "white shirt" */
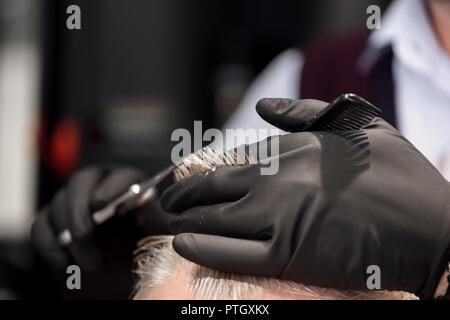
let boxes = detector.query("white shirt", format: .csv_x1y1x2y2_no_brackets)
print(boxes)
224,0,450,180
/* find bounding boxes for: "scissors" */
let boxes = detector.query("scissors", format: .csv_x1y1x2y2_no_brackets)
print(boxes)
57,165,175,247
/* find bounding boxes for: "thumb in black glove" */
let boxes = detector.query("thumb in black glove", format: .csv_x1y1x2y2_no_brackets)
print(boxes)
161,97,450,299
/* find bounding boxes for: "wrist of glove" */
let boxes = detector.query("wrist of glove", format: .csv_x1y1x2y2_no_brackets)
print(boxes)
31,166,169,272
161,97,450,299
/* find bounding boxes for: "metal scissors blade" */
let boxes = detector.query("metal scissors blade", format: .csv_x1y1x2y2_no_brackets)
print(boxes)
58,165,174,247
92,165,175,225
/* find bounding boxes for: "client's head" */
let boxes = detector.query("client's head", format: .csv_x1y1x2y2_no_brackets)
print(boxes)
133,235,415,300
132,147,417,300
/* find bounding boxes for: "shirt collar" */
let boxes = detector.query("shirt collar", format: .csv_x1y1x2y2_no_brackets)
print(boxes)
360,0,447,71
358,0,450,96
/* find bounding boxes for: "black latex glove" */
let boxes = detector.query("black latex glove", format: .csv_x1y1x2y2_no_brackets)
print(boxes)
31,166,169,272
161,98,450,299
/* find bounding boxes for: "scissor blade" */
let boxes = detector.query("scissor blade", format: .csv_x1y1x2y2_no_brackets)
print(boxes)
116,164,175,215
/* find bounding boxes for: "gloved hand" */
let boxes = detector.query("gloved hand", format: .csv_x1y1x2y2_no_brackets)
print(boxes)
161,98,450,299
31,166,169,272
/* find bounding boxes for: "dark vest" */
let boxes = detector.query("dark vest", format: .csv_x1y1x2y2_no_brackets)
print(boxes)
300,31,397,127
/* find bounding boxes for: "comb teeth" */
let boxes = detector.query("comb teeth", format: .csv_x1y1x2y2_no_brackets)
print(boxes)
308,94,381,132
321,104,379,131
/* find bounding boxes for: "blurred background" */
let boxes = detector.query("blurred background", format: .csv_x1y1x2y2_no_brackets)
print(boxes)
0,0,391,299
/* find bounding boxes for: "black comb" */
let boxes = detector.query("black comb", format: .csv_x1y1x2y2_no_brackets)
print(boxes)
305,93,381,131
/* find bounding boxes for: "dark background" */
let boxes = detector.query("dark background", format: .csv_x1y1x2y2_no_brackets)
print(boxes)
38,0,391,205
0,0,391,299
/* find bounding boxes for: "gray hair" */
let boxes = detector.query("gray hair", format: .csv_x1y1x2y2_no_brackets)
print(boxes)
133,147,417,300
133,236,415,300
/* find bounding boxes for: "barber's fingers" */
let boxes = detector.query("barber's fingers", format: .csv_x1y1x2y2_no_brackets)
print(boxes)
47,170,103,271
66,168,104,240
169,204,225,235
162,135,318,214
169,192,271,239
243,131,320,163
168,199,270,240
30,208,69,267
33,200,101,271
48,189,71,234
173,234,282,277
256,98,328,132
161,165,254,213
90,167,146,210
